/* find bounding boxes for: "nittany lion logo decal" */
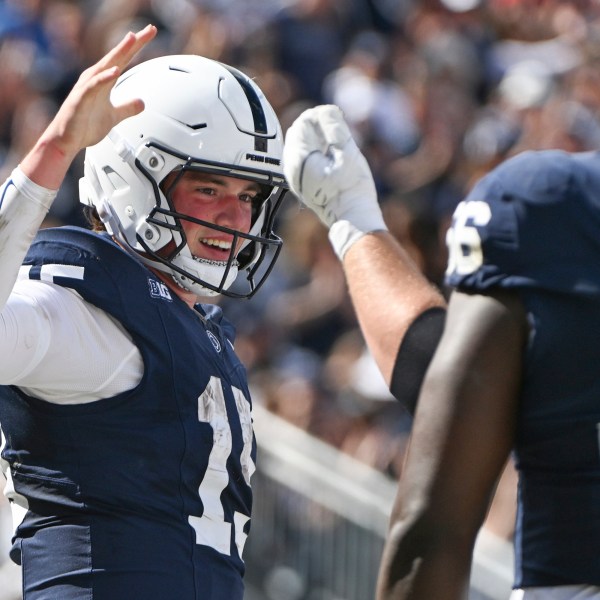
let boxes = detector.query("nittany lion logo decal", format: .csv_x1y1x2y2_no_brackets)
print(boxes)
206,330,221,353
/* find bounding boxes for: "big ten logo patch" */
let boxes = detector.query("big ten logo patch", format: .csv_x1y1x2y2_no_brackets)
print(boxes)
148,278,173,301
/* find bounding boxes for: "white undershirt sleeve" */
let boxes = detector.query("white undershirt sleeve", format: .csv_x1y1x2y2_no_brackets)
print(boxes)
1,279,144,404
0,167,57,310
0,167,144,404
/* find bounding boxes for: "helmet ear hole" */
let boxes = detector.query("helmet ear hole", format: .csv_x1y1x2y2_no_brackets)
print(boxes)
159,169,183,198
252,185,273,223
236,242,256,269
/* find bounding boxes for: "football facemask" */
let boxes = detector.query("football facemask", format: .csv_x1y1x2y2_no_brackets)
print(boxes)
80,54,288,298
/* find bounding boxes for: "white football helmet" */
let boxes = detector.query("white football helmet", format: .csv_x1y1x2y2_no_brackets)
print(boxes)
79,54,288,298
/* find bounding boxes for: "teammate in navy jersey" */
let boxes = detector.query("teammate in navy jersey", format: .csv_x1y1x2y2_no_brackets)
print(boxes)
368,148,600,599
0,24,446,600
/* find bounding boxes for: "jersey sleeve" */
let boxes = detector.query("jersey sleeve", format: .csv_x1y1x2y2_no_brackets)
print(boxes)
445,150,600,296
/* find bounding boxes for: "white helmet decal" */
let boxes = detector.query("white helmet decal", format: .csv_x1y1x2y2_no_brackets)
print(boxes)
79,55,288,298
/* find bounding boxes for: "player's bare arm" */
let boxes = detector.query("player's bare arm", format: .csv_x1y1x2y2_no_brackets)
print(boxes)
20,24,157,191
283,105,446,410
342,231,445,407
376,289,527,599
0,25,157,312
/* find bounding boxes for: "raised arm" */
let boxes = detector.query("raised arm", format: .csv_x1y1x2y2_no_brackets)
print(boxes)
0,25,156,309
376,289,527,599
342,232,445,411
0,26,156,392
21,25,156,189
282,105,445,411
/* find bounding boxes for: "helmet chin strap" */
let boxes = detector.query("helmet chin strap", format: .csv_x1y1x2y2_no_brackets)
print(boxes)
171,255,240,297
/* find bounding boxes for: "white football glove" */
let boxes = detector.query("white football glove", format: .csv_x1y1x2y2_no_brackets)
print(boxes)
283,104,388,259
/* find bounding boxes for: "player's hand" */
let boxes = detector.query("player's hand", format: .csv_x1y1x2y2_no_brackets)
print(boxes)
43,24,157,161
283,105,387,258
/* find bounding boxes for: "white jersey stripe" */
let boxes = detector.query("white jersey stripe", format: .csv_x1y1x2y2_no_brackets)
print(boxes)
40,264,85,283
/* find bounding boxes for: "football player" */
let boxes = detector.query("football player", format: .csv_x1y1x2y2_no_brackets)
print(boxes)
0,25,293,600
376,150,600,598
286,106,600,599
0,26,449,600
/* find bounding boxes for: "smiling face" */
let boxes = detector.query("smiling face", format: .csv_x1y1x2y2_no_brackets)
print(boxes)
155,170,263,305
169,170,261,260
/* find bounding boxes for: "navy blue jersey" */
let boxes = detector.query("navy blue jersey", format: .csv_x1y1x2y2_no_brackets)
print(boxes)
446,150,600,587
0,227,256,600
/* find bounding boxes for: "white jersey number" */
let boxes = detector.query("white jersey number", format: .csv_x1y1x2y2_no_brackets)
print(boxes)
188,376,255,559
446,200,492,276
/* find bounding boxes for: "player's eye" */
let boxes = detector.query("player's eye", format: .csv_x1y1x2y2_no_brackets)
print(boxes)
239,193,257,204
195,187,216,195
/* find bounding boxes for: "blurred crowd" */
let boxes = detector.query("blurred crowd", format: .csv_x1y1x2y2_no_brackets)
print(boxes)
2,0,600,593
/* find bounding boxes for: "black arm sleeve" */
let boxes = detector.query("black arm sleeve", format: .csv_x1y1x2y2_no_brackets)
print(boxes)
389,306,446,415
